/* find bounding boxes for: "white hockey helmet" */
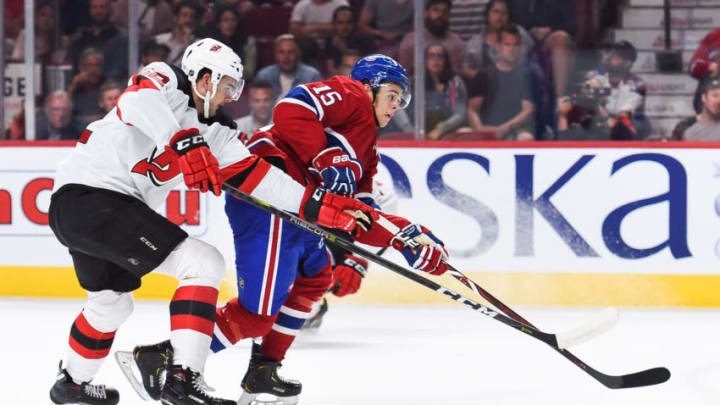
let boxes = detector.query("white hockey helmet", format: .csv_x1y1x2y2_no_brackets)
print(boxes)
182,38,245,116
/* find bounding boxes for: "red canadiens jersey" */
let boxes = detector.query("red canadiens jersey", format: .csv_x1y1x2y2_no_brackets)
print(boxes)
245,75,379,202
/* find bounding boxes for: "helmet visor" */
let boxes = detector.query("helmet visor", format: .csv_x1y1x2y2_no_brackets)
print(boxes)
378,82,412,109
219,78,245,101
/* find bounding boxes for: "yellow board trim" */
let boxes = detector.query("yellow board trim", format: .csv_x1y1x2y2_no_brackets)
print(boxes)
3,266,720,307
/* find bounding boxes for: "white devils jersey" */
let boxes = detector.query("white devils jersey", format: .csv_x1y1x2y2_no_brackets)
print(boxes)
53,61,304,211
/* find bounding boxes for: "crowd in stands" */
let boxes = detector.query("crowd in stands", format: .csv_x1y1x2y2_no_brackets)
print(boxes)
2,0,719,141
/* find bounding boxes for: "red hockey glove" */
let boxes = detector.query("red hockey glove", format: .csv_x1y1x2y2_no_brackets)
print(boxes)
312,147,363,196
390,224,449,276
166,128,221,196
331,254,368,297
299,186,375,233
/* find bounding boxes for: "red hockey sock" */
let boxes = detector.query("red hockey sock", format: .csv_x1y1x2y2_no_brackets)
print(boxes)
68,312,116,359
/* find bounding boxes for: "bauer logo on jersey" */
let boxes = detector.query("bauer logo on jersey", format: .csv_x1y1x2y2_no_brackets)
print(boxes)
131,148,180,186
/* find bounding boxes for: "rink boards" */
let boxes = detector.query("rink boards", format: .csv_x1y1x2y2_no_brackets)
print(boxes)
2,141,720,307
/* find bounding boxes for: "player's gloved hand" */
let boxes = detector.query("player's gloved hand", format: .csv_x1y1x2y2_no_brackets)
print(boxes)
299,186,375,233
166,128,221,196
312,147,362,195
390,224,449,275
331,254,368,297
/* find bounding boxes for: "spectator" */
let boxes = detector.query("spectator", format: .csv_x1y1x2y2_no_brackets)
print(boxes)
201,5,258,80
11,1,68,64
449,0,489,41
689,28,720,113
395,43,468,140
557,78,637,141
67,48,106,124
336,49,363,77
111,0,174,43
289,0,348,71
255,34,323,99
358,0,414,57
324,6,376,76
66,0,128,80
36,91,85,141
462,0,534,79
398,0,464,75
138,41,171,71
290,0,348,39
466,25,535,140
98,80,123,115
234,80,275,136
510,0,576,100
154,1,202,66
582,41,650,139
672,79,720,141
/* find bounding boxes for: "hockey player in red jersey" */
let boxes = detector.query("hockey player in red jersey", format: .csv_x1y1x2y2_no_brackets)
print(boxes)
47,38,374,405
122,54,450,405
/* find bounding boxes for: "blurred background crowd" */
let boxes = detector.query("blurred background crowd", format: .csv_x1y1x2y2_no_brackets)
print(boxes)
2,0,719,142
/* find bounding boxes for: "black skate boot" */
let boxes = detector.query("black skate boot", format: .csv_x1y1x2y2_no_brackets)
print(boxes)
49,362,119,405
135,340,174,400
161,365,235,405
300,297,328,331
238,343,301,405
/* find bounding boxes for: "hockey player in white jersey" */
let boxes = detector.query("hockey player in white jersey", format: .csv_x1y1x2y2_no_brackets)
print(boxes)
47,38,374,405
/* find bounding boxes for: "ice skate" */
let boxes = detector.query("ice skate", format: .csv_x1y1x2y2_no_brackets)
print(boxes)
238,343,301,405
161,365,234,405
49,361,119,405
115,339,173,400
300,297,328,331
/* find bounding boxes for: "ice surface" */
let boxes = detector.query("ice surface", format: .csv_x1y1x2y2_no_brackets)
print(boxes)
2,298,719,404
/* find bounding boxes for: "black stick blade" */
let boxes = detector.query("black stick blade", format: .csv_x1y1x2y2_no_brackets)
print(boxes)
618,367,671,389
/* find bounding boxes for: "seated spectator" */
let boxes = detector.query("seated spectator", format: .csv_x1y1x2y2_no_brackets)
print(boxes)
255,34,322,99
689,28,720,113
466,25,535,140
394,43,467,140
68,48,106,124
581,41,650,139
289,0,349,71
234,80,275,136
557,78,637,141
138,41,171,71
36,91,85,141
200,5,258,80
11,1,68,64
449,0,489,41
510,0,576,100
398,0,464,75
462,0,534,80
154,1,202,66
66,0,128,80
111,0,174,43
336,49,363,77
98,80,123,115
672,79,720,141
290,0,348,39
358,0,414,57
324,6,376,76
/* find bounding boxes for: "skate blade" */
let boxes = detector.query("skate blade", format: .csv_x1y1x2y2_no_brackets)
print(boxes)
238,392,299,405
114,351,153,401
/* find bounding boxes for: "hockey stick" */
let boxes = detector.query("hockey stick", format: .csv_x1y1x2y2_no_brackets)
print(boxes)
222,183,670,389
445,265,618,348
443,265,669,388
